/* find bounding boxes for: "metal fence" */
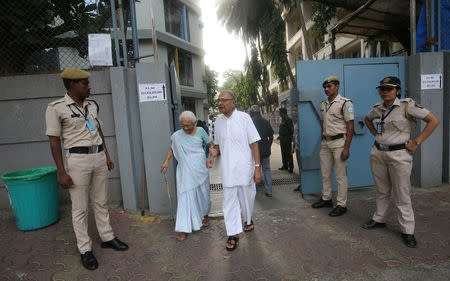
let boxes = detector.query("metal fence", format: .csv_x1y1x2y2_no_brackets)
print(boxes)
0,0,135,76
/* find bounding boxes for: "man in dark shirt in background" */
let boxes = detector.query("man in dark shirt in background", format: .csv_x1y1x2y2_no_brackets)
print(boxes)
278,108,294,173
250,105,275,197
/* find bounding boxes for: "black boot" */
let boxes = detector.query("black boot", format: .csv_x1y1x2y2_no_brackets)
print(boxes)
328,205,347,217
312,197,333,208
81,251,98,270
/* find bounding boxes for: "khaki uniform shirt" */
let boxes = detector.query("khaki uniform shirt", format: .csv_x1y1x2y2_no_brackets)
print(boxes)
320,94,354,136
45,94,103,149
366,98,430,145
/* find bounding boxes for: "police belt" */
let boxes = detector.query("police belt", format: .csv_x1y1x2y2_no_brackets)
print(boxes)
69,145,104,154
374,141,406,151
322,133,344,141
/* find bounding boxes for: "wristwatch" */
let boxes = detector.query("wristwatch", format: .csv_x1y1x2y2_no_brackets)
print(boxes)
255,164,261,167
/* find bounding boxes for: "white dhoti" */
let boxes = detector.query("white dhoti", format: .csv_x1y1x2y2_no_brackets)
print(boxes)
222,183,256,236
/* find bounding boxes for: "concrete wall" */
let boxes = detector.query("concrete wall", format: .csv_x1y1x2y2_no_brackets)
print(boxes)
407,52,445,187
0,70,122,210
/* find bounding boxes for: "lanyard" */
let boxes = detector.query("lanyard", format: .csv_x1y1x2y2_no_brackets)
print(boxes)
326,101,335,112
69,104,89,120
381,106,394,122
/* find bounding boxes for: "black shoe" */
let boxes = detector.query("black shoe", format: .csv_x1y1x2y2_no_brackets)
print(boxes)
81,251,98,270
101,237,129,251
361,220,386,230
329,205,347,217
312,197,333,208
278,167,288,170
288,169,293,173
402,233,417,248
293,185,301,192
265,192,272,197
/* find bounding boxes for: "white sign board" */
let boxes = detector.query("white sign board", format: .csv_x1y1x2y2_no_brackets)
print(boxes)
421,74,443,90
139,83,167,102
88,34,113,66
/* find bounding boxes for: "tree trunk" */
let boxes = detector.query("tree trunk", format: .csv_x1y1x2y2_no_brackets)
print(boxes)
257,34,270,97
284,54,297,88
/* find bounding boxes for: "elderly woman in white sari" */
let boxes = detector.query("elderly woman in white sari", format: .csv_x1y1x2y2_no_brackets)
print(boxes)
160,111,215,241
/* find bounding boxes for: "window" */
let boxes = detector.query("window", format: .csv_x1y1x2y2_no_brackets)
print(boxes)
181,97,196,114
164,0,190,42
168,47,194,87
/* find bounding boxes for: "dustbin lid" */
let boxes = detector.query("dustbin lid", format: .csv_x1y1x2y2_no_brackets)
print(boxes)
1,167,57,181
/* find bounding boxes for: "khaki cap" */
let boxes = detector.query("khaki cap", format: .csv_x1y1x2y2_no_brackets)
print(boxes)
61,68,91,79
322,76,340,86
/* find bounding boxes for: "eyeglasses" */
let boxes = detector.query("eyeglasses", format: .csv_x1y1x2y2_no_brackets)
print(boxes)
216,98,233,103
181,124,195,129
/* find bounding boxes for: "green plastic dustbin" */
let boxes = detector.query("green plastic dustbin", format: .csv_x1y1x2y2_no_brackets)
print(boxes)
1,167,59,231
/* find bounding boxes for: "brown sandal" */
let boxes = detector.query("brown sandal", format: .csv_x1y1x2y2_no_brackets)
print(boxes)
243,220,254,232
176,233,187,241
226,236,239,251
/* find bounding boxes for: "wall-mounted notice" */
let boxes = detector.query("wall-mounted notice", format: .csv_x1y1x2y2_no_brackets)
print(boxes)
139,83,167,102
88,34,113,66
421,74,443,90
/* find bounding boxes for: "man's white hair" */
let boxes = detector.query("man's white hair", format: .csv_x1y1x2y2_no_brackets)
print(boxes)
179,111,197,123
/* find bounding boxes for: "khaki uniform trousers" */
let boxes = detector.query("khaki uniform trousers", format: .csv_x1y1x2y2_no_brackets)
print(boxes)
370,146,415,234
320,140,348,207
66,150,115,254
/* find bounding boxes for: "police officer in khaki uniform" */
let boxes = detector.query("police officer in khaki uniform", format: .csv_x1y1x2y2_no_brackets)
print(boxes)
312,76,354,217
46,68,128,270
362,76,440,248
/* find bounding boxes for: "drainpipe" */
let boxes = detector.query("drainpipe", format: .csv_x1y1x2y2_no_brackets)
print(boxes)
110,0,121,66
130,0,140,62
118,0,128,67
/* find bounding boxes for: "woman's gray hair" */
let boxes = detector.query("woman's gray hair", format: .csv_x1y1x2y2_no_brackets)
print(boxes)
179,111,197,123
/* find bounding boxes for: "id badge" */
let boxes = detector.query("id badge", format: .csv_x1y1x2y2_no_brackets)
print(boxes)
86,119,95,131
376,121,384,134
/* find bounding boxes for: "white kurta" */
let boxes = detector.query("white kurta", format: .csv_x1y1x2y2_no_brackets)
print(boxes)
214,110,261,187
214,110,261,235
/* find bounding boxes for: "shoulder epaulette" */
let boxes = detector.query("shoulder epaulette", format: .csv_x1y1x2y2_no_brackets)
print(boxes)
88,99,100,114
373,102,383,108
49,98,64,106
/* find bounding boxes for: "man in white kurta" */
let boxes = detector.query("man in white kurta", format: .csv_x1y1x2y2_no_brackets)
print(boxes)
209,91,261,250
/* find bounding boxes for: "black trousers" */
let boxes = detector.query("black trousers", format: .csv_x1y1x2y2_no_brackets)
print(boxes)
280,137,293,170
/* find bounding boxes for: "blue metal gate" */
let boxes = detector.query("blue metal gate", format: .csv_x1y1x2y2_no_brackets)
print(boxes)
296,57,405,195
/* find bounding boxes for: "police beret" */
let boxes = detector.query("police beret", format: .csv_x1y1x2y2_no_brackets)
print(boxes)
376,76,401,89
279,108,287,114
61,68,91,79
322,76,340,86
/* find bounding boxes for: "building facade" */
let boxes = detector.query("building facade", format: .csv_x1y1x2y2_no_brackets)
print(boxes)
269,1,406,110
135,0,208,121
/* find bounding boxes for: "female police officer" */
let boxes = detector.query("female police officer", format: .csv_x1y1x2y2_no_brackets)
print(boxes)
362,76,440,248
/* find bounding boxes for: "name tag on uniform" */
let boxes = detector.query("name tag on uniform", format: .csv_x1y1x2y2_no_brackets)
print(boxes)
86,119,95,131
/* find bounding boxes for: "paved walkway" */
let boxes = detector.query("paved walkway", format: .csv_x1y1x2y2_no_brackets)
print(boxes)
1,142,449,280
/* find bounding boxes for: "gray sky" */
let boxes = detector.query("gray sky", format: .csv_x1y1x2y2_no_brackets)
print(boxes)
200,0,246,86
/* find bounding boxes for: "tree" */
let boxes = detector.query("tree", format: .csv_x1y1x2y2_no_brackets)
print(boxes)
0,0,112,74
205,65,219,110
219,69,258,110
217,0,297,91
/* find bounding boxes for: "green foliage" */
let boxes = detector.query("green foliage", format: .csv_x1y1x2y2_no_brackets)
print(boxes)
260,6,289,85
205,65,219,110
0,0,112,74
217,0,296,108
219,69,258,110
310,2,337,42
